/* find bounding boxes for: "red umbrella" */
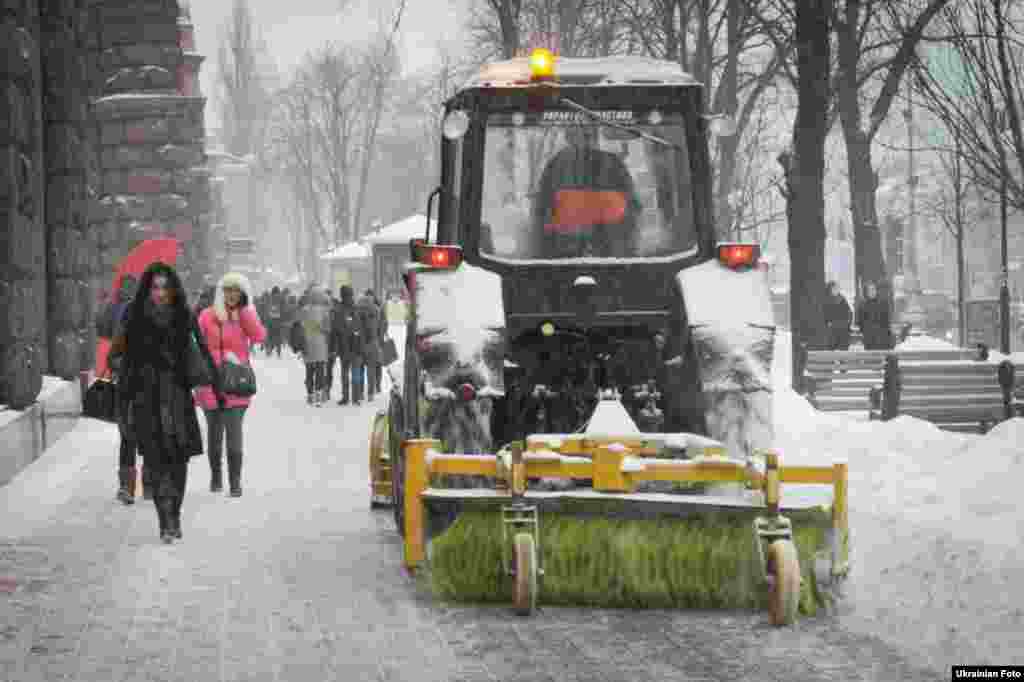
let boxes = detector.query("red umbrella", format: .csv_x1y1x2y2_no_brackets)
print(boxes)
111,238,179,292
97,238,179,378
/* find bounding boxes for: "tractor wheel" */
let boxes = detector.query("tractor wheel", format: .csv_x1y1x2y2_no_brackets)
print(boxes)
391,437,405,537
368,412,388,508
512,532,538,616
766,539,801,626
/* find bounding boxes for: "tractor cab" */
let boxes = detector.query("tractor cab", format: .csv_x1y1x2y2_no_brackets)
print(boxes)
399,49,769,455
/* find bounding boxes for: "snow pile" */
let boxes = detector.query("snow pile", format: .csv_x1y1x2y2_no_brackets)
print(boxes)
895,335,961,351
415,264,504,365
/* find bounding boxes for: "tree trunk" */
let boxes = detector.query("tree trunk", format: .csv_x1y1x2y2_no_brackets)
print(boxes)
788,0,832,385
496,0,522,59
836,0,887,301
352,65,388,241
843,134,887,291
713,0,741,240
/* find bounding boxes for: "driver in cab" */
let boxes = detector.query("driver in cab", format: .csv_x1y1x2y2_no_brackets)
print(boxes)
531,124,642,258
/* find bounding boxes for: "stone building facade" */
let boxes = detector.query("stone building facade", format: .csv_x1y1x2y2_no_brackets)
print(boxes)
0,0,208,410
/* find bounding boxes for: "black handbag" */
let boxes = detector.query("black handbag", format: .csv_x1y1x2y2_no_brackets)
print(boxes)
83,378,119,423
379,336,399,366
218,318,257,397
186,323,216,389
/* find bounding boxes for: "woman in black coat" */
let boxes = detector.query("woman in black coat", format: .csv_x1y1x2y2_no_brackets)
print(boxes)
109,262,207,544
856,281,893,350
824,281,853,350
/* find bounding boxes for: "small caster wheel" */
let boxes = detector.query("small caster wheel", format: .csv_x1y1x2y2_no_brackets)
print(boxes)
512,532,537,616
766,539,801,626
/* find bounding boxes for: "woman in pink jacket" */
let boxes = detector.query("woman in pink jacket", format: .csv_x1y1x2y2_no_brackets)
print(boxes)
195,272,266,496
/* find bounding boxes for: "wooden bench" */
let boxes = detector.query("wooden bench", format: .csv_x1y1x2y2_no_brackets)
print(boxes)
869,357,1017,433
801,347,985,414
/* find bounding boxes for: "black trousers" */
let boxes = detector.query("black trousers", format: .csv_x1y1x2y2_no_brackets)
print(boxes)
305,361,326,395
204,407,246,486
325,353,336,393
336,356,354,401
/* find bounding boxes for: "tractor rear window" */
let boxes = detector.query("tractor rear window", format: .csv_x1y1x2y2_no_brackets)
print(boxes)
479,112,698,261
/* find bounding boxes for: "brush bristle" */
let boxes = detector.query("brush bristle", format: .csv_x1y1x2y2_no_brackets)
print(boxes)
429,509,834,614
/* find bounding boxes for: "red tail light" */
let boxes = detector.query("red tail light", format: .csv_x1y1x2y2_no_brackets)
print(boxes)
717,243,760,269
410,239,462,269
459,383,476,401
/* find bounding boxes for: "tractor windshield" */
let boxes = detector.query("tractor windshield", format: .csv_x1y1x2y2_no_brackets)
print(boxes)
479,110,698,261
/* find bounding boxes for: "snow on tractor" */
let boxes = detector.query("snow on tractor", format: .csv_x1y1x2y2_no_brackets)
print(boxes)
368,49,849,624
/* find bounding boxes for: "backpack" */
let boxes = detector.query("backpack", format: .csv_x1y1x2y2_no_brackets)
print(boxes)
289,319,306,353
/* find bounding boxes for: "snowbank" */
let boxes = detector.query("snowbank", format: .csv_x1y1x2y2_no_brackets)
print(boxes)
895,335,962,351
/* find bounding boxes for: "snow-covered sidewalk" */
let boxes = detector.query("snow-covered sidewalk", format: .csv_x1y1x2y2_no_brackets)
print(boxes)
771,330,1024,667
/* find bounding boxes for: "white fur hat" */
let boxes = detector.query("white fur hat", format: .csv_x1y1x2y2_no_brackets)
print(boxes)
213,272,253,321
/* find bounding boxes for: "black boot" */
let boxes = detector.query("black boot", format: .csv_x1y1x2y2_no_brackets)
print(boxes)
156,499,174,543
117,467,135,505
227,448,242,497
170,496,183,539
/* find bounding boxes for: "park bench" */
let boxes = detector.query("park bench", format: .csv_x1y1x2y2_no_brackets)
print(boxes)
869,357,1017,433
801,346,985,414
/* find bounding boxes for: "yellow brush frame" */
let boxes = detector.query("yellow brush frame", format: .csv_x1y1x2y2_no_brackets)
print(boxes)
400,436,849,577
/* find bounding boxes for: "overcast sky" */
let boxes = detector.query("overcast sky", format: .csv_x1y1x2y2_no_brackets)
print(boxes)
187,0,468,129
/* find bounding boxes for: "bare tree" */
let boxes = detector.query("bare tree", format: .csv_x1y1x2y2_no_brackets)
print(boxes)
913,0,1024,211
267,72,327,276
832,0,950,307
216,0,274,159
351,0,408,240
776,0,833,377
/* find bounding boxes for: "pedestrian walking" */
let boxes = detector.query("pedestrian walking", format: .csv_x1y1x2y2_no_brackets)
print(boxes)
195,272,266,497
331,285,360,405
98,274,141,505
323,289,338,400
369,290,388,395
856,281,893,350
357,289,383,402
301,286,331,405
266,286,284,357
107,262,208,543
824,281,853,351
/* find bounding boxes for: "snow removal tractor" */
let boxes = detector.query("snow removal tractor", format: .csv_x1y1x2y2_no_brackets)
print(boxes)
368,48,849,624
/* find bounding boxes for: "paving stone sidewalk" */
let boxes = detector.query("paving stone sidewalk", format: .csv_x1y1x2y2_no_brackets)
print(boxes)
0,352,945,681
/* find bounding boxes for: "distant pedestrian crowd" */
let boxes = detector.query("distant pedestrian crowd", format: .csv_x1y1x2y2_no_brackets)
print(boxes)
258,284,390,407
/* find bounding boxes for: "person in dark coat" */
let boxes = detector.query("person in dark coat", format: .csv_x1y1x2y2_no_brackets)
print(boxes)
824,281,853,351
370,290,388,394
856,281,893,350
357,289,383,402
266,286,284,357
108,262,206,544
331,285,360,405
